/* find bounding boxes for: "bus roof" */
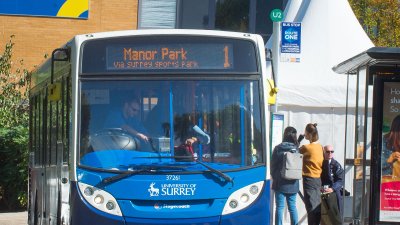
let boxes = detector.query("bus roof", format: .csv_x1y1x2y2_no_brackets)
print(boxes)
74,29,261,41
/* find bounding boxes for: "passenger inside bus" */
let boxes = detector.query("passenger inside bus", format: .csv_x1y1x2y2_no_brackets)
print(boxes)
173,112,211,161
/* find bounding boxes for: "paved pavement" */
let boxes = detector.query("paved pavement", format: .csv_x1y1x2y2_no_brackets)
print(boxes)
0,211,27,225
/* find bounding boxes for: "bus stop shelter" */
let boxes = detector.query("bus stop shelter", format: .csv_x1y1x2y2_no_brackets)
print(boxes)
333,47,400,225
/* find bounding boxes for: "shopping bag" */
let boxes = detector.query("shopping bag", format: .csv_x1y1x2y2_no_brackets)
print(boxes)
321,192,342,225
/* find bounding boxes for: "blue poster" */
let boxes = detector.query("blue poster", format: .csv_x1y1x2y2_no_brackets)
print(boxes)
0,0,89,19
281,22,301,54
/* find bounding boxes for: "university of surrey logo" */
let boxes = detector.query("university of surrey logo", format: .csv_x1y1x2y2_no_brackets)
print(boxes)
148,182,160,197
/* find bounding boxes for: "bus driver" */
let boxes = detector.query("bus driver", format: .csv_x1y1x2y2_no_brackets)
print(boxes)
103,95,150,143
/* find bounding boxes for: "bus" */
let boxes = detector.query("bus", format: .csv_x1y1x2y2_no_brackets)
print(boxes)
28,29,274,225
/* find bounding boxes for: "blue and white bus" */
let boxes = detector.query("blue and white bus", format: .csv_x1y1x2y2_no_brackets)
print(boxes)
29,29,274,225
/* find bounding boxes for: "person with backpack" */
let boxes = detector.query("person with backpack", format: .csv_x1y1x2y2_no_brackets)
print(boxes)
300,123,324,225
271,126,300,225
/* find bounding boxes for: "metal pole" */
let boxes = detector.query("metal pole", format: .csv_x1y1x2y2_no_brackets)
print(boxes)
271,21,281,113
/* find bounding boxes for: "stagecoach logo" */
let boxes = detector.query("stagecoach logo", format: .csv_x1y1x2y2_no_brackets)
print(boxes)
148,182,197,197
154,202,191,210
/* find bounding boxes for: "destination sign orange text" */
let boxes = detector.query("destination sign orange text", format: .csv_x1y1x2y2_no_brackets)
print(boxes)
107,44,233,70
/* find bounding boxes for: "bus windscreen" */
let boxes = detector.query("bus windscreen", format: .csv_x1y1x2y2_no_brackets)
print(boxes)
81,35,258,73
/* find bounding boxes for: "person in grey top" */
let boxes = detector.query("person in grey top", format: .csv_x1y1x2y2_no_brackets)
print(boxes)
271,126,300,225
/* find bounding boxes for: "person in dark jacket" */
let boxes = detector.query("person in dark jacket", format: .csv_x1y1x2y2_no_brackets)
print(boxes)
321,144,344,224
271,126,300,225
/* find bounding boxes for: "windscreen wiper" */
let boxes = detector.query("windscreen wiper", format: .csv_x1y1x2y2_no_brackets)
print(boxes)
96,165,185,188
98,169,155,187
124,157,234,183
195,160,233,184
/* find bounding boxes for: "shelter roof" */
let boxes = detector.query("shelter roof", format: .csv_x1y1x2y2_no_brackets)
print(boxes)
332,47,400,74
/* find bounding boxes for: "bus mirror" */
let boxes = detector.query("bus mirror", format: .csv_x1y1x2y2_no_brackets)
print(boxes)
53,48,69,61
266,78,278,105
51,48,70,84
48,82,61,101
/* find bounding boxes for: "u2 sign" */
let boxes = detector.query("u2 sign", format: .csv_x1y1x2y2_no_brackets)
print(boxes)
270,9,283,22
281,22,301,54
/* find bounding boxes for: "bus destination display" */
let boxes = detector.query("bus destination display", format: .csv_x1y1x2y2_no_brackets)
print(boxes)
106,44,234,70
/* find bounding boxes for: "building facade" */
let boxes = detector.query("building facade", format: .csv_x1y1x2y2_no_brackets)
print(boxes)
0,0,138,71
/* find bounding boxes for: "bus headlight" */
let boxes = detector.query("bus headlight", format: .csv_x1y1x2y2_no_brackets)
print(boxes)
78,182,122,216
249,184,259,195
240,193,250,203
94,195,104,204
222,181,264,215
106,201,116,210
84,187,94,196
229,200,238,208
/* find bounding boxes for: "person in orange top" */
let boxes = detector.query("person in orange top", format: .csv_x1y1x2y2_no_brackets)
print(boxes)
300,123,324,225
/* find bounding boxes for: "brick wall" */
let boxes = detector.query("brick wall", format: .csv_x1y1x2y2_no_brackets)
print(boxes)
0,0,138,71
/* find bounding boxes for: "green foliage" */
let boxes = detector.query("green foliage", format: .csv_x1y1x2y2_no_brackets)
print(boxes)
0,35,30,128
0,127,29,210
349,0,400,47
0,35,31,210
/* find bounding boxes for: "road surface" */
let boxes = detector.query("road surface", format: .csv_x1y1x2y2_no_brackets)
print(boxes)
0,211,27,225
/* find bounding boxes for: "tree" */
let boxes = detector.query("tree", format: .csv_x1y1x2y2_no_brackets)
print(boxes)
349,0,400,47
0,35,31,210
